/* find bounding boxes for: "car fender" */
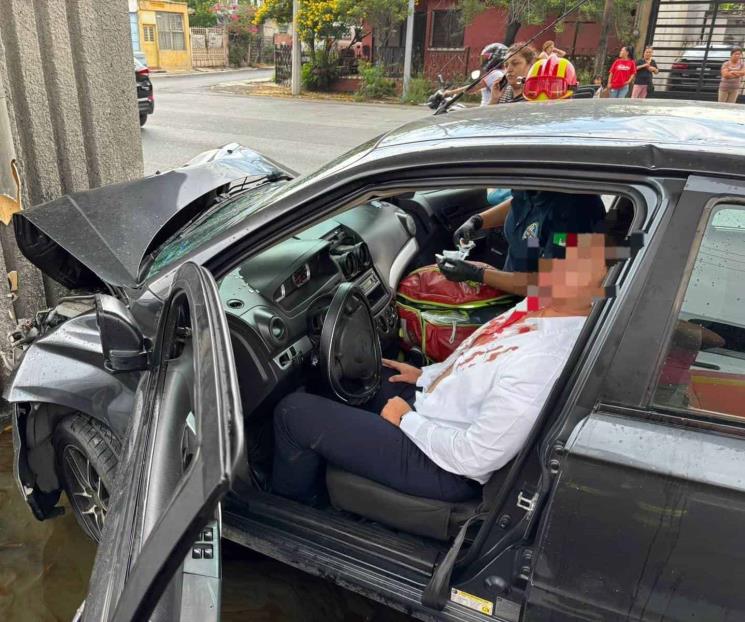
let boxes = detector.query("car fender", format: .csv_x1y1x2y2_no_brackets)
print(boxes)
4,310,140,441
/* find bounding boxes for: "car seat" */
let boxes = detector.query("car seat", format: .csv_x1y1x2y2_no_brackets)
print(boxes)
325,463,511,541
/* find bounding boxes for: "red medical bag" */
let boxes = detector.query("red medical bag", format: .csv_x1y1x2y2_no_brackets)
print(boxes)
396,264,519,362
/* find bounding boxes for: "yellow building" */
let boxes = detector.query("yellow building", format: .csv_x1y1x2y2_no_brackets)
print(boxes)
138,0,192,72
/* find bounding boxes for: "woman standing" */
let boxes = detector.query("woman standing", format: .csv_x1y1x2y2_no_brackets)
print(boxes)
719,47,744,103
607,46,636,98
538,40,566,60
494,43,537,104
632,46,658,99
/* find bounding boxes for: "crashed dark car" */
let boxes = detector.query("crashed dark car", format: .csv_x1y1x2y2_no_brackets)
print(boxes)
6,101,745,622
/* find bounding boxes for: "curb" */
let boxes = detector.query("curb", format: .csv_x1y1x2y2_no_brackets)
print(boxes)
151,66,273,79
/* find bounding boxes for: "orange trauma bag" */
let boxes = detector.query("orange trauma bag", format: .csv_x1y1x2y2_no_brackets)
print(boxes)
396,264,519,362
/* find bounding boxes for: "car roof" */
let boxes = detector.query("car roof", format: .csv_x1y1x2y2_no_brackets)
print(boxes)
376,100,745,151
362,99,745,179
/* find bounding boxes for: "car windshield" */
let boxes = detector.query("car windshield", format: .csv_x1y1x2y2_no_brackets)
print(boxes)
145,180,287,279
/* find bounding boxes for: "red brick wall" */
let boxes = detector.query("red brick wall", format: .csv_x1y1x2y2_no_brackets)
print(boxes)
422,0,622,74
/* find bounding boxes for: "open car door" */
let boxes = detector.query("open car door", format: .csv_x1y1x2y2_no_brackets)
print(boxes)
81,262,244,622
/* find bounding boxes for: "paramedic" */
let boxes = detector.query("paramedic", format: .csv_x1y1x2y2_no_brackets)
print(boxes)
442,190,606,295
272,234,611,505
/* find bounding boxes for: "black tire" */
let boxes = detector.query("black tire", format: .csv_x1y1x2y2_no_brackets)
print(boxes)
139,112,148,126
53,413,121,542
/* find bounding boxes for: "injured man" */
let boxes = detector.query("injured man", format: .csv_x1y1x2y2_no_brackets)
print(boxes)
273,233,617,506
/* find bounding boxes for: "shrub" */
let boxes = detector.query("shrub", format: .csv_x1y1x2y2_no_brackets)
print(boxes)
301,50,339,91
355,61,396,100
400,75,432,105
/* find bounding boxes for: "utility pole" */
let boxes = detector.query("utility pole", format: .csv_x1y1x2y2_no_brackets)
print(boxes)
402,0,415,99
291,0,301,95
593,0,615,78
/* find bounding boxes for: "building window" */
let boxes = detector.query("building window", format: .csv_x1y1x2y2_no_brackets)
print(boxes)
143,24,155,43
430,9,464,49
653,204,745,420
155,12,185,50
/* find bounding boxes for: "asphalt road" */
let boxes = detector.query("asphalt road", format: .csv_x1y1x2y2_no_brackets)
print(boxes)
143,68,428,175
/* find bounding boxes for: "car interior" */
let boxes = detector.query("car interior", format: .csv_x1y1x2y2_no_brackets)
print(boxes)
209,183,637,552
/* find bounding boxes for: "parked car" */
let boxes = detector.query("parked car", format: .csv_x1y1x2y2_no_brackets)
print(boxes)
135,57,153,126
7,101,745,621
666,44,741,99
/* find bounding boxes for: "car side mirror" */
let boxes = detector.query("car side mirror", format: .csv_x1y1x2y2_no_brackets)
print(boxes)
470,69,481,80
96,294,149,372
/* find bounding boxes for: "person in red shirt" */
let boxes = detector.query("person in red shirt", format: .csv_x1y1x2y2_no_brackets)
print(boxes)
608,46,636,98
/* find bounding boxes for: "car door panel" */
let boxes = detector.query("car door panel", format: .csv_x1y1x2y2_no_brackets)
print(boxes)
83,262,243,622
527,409,745,621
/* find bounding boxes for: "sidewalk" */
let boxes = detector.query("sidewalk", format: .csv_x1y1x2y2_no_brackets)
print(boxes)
150,65,273,78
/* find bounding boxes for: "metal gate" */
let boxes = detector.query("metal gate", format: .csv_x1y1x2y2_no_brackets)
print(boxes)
191,27,228,68
646,0,745,101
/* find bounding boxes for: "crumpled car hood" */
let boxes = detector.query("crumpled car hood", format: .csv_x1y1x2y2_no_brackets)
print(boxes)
14,144,293,290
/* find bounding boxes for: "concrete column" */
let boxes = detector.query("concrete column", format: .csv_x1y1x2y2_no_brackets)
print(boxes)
0,0,143,391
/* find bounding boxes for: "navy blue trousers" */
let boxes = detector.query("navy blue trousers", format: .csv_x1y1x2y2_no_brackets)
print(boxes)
272,370,481,504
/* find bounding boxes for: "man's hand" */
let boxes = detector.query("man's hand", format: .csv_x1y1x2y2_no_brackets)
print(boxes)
453,214,483,246
437,257,485,283
380,396,411,427
383,358,422,384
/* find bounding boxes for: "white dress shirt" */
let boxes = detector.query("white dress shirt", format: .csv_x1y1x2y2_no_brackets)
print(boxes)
400,308,585,484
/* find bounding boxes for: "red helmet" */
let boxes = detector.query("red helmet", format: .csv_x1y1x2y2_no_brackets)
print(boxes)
523,55,578,101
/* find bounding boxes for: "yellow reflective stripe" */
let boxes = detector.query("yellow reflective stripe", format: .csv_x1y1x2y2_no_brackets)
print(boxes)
396,292,516,309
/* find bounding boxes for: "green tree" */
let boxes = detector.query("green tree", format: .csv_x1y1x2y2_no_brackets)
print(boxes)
188,0,218,27
458,0,638,50
338,0,409,61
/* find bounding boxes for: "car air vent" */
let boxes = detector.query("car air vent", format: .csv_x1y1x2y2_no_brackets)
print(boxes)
356,244,371,268
254,307,288,344
269,316,287,342
344,252,359,278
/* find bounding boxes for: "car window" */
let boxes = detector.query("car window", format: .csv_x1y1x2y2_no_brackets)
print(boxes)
653,204,745,419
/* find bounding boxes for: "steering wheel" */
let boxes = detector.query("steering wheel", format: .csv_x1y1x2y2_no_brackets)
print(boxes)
319,283,382,405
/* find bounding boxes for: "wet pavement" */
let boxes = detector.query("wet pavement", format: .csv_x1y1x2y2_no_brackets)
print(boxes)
0,427,411,621
0,426,96,621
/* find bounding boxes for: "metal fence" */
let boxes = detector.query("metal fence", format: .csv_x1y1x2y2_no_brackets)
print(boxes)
190,26,228,68
274,44,292,85
248,35,275,65
423,48,471,82
646,0,745,101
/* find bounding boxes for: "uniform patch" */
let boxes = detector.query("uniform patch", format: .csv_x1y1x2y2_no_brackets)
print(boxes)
450,588,494,616
522,221,539,239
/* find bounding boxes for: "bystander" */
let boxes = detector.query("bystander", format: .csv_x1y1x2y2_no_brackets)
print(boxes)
608,46,636,98
719,47,744,104
632,46,658,99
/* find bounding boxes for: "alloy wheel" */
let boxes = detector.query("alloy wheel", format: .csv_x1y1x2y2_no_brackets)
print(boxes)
61,445,109,540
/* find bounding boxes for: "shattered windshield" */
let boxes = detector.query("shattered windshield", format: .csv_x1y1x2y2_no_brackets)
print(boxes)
145,180,287,279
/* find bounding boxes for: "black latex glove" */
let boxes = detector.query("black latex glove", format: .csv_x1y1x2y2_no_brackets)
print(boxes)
437,257,485,283
453,214,483,247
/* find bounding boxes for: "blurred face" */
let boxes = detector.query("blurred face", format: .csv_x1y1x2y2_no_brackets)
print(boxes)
732,49,743,63
505,54,531,87
619,47,629,59
545,43,554,54
644,47,653,61
533,234,612,307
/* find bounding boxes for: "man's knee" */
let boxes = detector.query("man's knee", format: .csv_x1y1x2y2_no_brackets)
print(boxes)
274,392,326,439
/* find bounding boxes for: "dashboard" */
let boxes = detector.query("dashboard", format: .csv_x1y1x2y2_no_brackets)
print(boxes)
218,200,417,383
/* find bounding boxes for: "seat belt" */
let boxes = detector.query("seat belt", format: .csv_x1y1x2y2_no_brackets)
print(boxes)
422,512,486,610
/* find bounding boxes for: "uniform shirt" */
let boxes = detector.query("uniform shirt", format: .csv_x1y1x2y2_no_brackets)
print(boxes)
609,58,636,89
400,307,585,484
502,190,606,272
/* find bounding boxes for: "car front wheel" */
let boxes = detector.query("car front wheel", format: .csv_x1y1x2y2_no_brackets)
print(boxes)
53,413,121,542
